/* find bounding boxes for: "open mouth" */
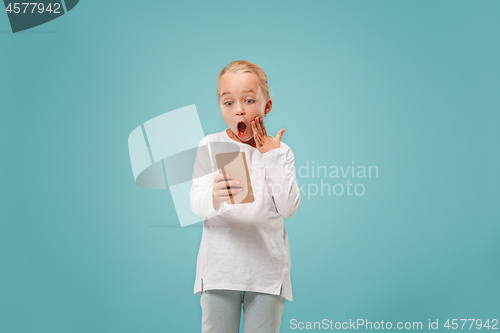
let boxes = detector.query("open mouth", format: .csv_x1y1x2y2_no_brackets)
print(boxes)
237,121,247,138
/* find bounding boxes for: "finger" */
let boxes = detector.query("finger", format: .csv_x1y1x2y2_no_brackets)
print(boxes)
223,180,242,189
215,173,231,181
257,131,264,146
228,186,244,193
254,116,264,136
259,117,267,137
213,178,230,191
214,190,232,201
219,187,244,197
215,194,232,203
214,173,231,183
253,129,263,146
216,179,241,188
218,194,239,203
251,119,257,136
213,182,224,192
215,182,242,194
251,121,260,142
276,128,285,142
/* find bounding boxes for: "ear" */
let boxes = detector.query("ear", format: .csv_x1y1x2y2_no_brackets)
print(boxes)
264,99,273,115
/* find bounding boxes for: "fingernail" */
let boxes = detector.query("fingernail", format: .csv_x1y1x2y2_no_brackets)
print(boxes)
236,181,240,184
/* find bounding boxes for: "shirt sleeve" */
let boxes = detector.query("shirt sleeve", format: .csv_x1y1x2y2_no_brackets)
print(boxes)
190,137,232,219
261,143,301,219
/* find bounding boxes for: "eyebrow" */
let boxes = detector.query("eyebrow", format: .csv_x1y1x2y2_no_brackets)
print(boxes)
220,89,256,97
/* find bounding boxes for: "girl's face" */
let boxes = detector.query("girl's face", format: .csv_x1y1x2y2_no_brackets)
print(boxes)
218,72,272,143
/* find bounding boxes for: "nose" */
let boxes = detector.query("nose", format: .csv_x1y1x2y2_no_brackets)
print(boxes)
235,103,245,116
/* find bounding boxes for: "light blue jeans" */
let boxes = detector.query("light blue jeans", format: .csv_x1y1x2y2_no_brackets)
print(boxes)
200,289,285,333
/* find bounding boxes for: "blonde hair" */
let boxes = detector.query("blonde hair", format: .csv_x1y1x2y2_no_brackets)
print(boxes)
217,60,271,103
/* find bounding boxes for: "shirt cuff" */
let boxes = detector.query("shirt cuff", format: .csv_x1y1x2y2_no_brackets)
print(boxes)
261,147,288,177
206,190,231,218
261,146,286,164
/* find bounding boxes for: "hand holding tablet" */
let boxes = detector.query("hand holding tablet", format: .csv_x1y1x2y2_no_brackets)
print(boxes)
214,152,255,205
212,173,243,207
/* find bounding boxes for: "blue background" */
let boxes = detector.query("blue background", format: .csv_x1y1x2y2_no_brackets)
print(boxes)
1,0,498,332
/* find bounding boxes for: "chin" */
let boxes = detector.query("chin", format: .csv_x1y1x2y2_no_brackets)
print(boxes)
240,132,254,142
232,128,252,142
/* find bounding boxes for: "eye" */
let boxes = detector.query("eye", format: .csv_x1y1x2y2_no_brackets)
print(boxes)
245,99,255,104
224,101,233,106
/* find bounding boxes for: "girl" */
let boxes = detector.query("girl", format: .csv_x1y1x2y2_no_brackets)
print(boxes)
190,60,301,333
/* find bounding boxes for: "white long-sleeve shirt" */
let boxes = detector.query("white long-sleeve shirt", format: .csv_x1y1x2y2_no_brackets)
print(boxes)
190,129,301,302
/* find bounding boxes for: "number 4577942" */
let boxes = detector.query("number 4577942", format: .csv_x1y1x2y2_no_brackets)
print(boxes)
5,3,61,14
444,319,498,330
